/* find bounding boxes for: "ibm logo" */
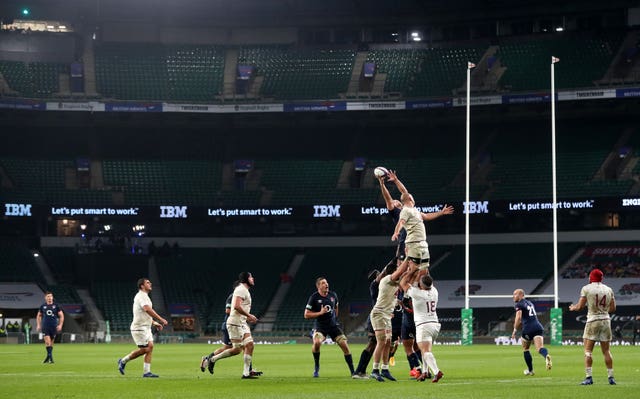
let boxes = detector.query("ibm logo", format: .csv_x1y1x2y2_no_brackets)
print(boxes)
160,206,188,218
313,205,341,218
622,198,640,207
463,201,489,214
4,203,32,217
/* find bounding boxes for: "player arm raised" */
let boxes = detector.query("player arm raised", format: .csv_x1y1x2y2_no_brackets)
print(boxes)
142,304,168,329
399,265,419,292
390,258,410,283
387,170,408,196
379,176,395,210
422,204,454,221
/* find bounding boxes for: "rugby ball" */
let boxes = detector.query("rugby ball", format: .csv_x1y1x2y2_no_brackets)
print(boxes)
374,166,389,178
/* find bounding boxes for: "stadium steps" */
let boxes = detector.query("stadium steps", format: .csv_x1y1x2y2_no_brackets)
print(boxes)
76,288,107,334
344,51,368,98
148,257,171,332
32,249,55,286
597,31,640,85
0,70,19,95
254,252,305,332
221,48,238,98
82,32,98,97
0,242,46,284
410,46,487,97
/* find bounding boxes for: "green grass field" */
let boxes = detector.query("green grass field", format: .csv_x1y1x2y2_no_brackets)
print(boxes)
1,343,638,399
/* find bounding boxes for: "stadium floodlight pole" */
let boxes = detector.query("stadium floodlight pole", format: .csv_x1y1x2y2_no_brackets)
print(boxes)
465,61,475,310
551,56,559,309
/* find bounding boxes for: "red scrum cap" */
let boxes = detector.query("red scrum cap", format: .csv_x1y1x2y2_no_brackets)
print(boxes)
589,269,603,283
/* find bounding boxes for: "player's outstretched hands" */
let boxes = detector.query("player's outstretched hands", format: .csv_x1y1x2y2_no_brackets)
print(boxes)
441,204,454,215
386,170,398,183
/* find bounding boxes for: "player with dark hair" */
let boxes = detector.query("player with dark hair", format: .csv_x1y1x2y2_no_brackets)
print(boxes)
569,268,617,385
36,291,64,364
353,268,381,378
511,288,551,376
206,272,259,379
200,290,262,376
304,277,356,378
117,278,168,377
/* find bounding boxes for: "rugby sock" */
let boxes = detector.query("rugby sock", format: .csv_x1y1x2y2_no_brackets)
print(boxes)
408,353,420,369
243,354,252,376
538,347,548,358
313,351,320,368
344,354,355,374
415,349,422,363
389,344,398,358
585,367,592,377
381,363,389,371
607,368,614,378
143,362,151,373
372,362,380,373
356,349,372,373
46,346,52,358
523,350,533,372
424,352,440,375
122,355,131,363
213,348,234,362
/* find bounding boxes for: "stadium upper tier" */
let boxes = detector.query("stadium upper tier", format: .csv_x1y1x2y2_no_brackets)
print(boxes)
0,120,637,206
0,31,636,102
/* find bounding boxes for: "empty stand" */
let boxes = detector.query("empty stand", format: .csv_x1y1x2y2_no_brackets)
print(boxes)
0,60,66,97
102,159,222,205
0,157,112,205
238,45,355,100
0,243,44,284
497,32,623,92
95,43,225,101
